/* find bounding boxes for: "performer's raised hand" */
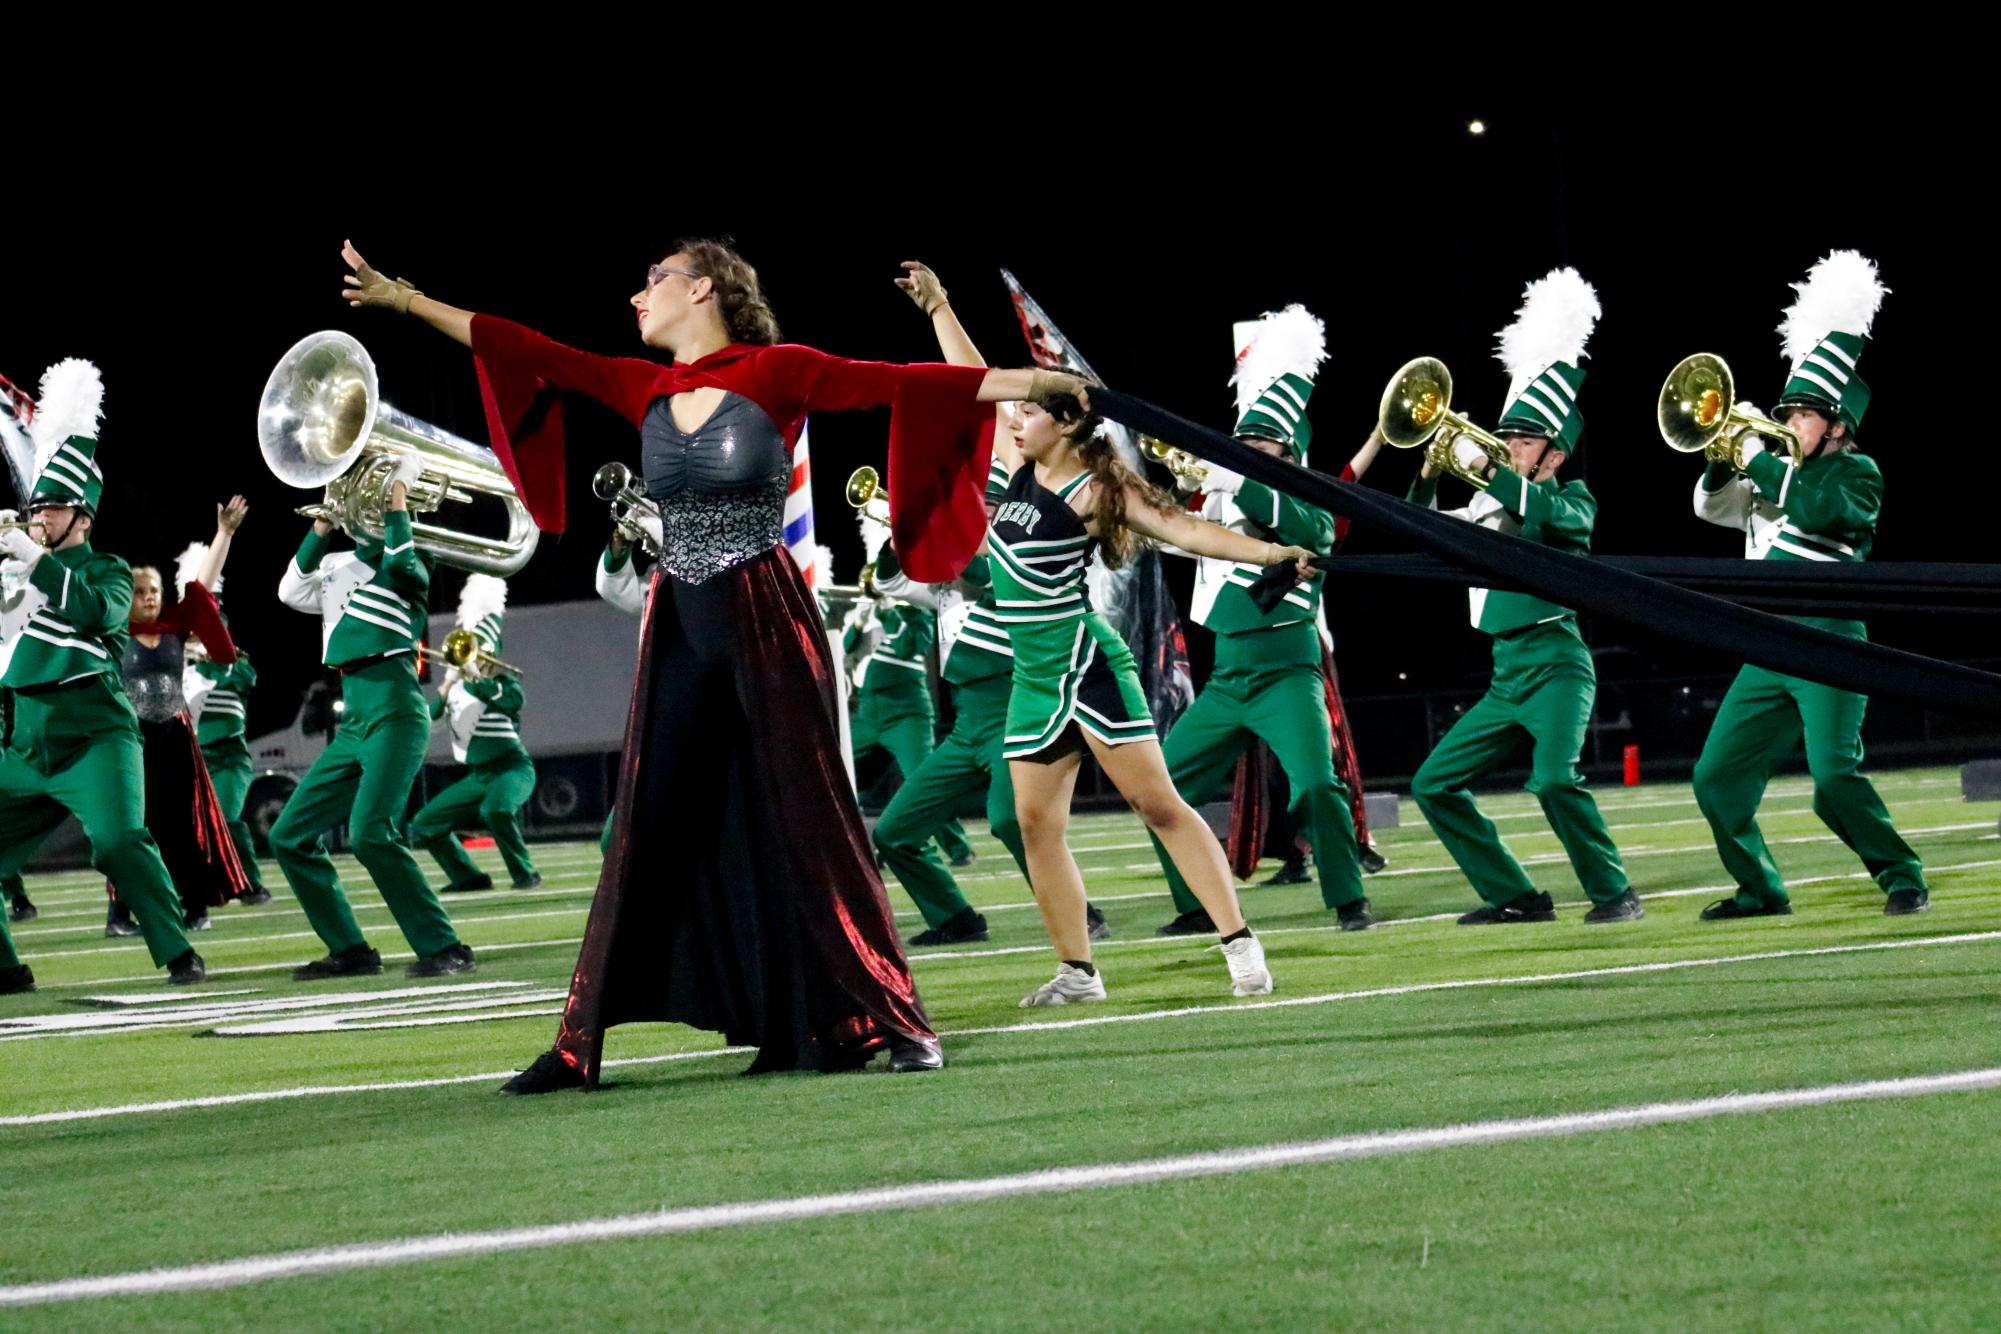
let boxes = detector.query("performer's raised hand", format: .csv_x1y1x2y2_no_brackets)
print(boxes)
895,262,949,316
216,495,250,535
342,240,423,314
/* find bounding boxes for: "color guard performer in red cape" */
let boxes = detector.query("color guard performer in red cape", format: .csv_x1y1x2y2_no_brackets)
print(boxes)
340,238,1065,1091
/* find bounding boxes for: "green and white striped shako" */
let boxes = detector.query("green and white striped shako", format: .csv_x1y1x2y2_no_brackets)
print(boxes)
1496,361,1587,453
1774,330,1869,428
1231,305,1327,458
1775,251,1886,435
1494,268,1600,460
26,358,107,515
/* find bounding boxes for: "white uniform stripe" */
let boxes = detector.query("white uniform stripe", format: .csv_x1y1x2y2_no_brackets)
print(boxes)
340,607,417,637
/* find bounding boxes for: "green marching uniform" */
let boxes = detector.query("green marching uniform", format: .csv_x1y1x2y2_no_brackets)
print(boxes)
990,468,1156,757
272,511,464,966
844,592,974,866
0,389,198,983
872,459,1029,935
407,589,540,891
1691,252,1925,916
1151,307,1363,922
1408,272,1633,920
187,647,268,894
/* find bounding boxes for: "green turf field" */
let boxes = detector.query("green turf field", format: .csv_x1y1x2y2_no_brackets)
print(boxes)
3,765,1997,1330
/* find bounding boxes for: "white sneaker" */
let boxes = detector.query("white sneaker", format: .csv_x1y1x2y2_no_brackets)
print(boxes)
1221,934,1273,997
1019,962,1108,1008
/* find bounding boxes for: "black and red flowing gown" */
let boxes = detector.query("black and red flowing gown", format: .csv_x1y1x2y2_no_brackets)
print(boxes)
468,315,993,1082
120,583,250,912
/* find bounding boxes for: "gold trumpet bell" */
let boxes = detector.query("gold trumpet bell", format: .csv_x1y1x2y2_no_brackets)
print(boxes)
1658,353,1804,469
845,466,890,523
1376,356,1508,490
440,626,522,678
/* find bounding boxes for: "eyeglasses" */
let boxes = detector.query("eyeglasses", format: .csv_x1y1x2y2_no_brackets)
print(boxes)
647,264,701,289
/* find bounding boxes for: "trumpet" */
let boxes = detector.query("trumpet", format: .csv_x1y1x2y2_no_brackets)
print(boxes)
846,465,891,524
1140,436,1209,489
1377,357,1512,491
440,626,523,679
591,462,663,558
1658,353,1804,471
0,518,43,532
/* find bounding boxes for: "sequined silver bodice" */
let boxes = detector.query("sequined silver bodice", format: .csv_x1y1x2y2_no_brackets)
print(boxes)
122,634,186,723
640,392,788,583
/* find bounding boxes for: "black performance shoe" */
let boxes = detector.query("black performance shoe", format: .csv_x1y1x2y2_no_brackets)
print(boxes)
8,898,36,923
167,950,206,985
888,1034,945,1072
1458,891,1558,926
501,1050,589,1095
1358,844,1389,875
293,944,383,981
1583,890,1646,925
185,913,212,932
949,849,977,869
1155,908,1218,937
0,963,34,995
512,874,545,890
406,943,477,979
906,908,990,947
1336,898,1376,931
1261,856,1312,887
441,874,495,893
1884,888,1930,916
1699,897,1794,921
238,887,274,907
104,918,140,939
1086,902,1112,941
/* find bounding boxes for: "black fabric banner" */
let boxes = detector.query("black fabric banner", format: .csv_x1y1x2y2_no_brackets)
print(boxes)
1090,387,2001,719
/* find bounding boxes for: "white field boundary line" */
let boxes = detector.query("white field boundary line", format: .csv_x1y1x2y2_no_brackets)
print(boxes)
18,820,1996,954
6,929,1996,1124
4,1065,1997,1308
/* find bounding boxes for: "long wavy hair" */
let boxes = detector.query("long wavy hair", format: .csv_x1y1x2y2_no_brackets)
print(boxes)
671,236,782,345
1042,390,1174,571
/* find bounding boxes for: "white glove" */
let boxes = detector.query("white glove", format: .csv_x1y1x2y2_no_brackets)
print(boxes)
1737,432,1767,465
0,521,43,569
1201,462,1244,495
1451,436,1491,476
387,455,425,492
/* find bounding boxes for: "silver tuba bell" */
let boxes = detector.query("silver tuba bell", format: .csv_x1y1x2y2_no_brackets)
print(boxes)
257,331,540,576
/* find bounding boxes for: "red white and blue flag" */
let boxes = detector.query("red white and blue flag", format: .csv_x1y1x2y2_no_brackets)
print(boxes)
785,419,818,587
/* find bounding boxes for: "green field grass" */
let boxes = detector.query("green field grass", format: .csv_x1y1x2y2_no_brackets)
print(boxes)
2,766,1997,1330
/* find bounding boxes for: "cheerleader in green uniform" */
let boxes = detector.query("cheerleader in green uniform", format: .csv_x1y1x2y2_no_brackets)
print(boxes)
991,383,1316,1006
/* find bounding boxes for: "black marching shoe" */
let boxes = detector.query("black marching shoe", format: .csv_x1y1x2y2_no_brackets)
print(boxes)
1358,843,1389,875
185,912,212,932
1086,902,1112,941
512,874,545,890
239,887,274,907
1261,855,1312,886
1583,890,1646,925
8,897,37,923
949,849,977,869
293,943,384,981
0,963,35,995
1336,898,1376,931
406,943,477,979
1883,888,1930,916
1155,907,1218,937
1699,897,1793,921
500,1050,589,1095
1458,891,1558,926
888,1034,945,1072
441,874,495,894
105,902,139,938
167,950,206,985
906,908,990,947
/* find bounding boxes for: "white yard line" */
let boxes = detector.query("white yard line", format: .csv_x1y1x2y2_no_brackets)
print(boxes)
4,1064,1996,1307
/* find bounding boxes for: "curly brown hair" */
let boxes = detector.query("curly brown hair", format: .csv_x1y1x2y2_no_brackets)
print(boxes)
1042,390,1176,571
670,237,782,345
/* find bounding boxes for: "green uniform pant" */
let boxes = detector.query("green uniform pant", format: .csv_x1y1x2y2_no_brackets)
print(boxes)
1693,644,1924,909
873,675,1028,927
1154,630,1363,912
406,753,540,887
853,686,973,864
0,680,192,970
268,659,459,957
200,735,267,891
1411,621,1629,906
